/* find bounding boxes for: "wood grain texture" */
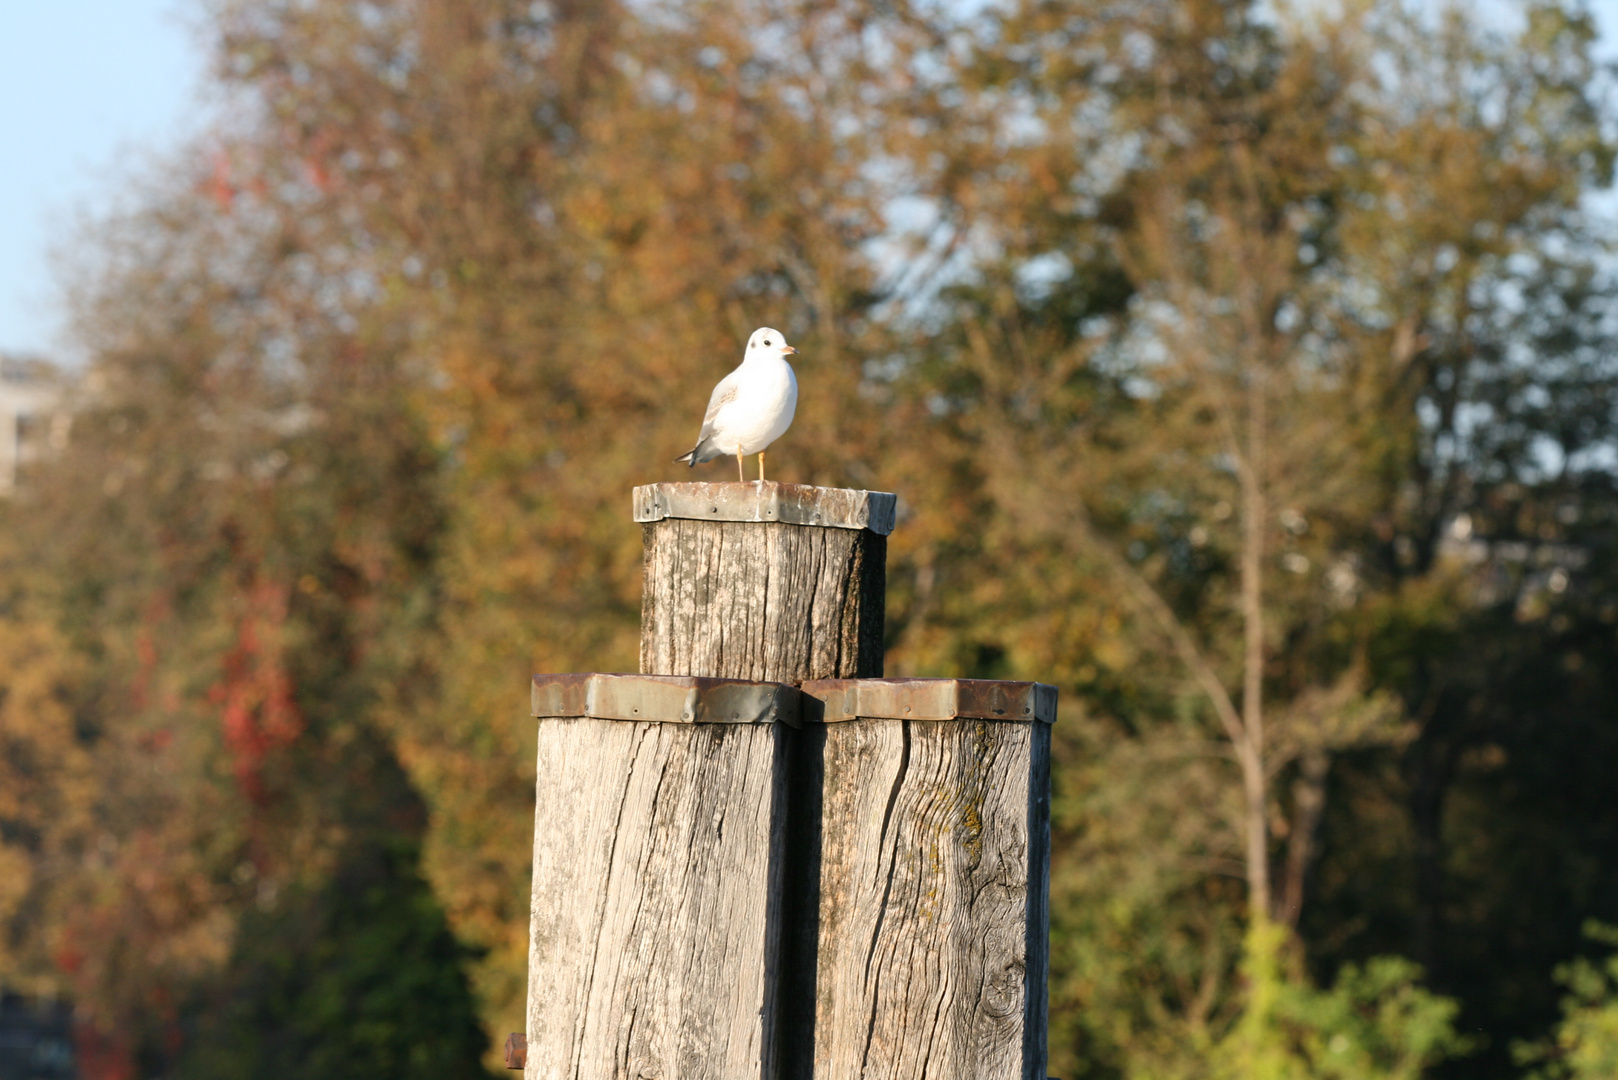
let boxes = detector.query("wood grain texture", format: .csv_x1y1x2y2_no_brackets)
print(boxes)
639,517,885,684
788,718,1051,1080
526,717,791,1080
523,491,1053,1079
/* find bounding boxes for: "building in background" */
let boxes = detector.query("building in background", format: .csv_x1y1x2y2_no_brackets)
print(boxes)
0,355,68,496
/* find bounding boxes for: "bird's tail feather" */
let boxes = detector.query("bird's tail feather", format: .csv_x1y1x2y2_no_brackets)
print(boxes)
674,438,721,466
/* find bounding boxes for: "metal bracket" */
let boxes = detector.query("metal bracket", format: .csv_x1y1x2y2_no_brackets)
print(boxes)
531,672,802,728
632,481,897,535
800,678,1058,724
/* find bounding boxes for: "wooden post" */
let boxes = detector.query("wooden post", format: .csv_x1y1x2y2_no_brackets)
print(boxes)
523,484,1055,1080
634,481,894,683
525,484,893,1080
794,678,1055,1080
526,673,800,1080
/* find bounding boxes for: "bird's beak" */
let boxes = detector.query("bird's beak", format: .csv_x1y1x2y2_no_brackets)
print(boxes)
782,345,798,355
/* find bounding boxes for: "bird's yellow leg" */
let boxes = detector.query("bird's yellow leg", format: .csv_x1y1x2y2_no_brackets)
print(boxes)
737,452,745,482
758,451,766,483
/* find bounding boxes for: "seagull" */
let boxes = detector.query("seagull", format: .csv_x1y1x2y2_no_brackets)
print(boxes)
675,327,799,482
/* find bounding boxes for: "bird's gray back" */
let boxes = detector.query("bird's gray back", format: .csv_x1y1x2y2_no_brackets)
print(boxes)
697,365,744,443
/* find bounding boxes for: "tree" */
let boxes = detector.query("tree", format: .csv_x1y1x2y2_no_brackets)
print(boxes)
4,1,1615,1077
176,836,491,1080
0,526,89,998
874,0,1616,1074
1517,925,1618,1080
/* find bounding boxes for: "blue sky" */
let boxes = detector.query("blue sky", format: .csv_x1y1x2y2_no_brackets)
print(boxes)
0,1,207,358
3,1,1618,358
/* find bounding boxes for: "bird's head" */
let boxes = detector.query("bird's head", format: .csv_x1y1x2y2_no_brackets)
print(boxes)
746,327,798,358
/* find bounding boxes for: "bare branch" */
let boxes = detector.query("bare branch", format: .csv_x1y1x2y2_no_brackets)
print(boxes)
1067,497,1252,758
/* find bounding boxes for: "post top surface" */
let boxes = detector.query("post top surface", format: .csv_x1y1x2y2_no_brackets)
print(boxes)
532,672,801,727
801,678,1058,724
633,481,896,535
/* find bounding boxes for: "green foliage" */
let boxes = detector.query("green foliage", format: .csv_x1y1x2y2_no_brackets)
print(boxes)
1053,912,1468,1080
1517,925,1618,1080
176,838,491,1080
1203,921,1468,1080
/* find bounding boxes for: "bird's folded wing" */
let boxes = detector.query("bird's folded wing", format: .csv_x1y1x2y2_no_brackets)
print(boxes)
696,367,743,442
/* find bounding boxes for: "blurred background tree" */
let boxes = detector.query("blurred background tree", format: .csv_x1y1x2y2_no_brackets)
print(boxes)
0,1,1614,1078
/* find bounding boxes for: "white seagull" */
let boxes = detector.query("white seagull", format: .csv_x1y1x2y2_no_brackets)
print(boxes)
676,327,799,483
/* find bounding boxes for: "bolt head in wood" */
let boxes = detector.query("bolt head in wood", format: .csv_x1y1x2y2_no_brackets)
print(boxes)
504,1032,526,1070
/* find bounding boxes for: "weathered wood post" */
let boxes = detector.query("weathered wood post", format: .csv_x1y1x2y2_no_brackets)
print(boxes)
525,483,891,1080
635,481,891,683
525,672,799,1079
523,481,1054,1080
793,678,1055,1079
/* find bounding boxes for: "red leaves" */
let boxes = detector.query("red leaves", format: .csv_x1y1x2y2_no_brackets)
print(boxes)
205,149,235,212
209,580,303,805
73,1020,137,1080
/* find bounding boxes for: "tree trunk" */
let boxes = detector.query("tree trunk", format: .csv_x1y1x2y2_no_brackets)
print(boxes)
1241,368,1272,920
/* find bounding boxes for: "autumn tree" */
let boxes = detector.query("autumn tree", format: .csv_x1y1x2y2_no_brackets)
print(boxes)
2,1,1615,1078
874,0,1618,1075
10,0,913,1068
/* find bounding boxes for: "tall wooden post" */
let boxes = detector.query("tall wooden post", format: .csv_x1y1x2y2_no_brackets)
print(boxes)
524,482,1053,1080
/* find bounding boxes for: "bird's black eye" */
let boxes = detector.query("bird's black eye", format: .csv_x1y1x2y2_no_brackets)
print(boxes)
764,339,772,346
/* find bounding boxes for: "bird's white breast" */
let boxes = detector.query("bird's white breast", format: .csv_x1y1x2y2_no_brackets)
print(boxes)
709,357,798,456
